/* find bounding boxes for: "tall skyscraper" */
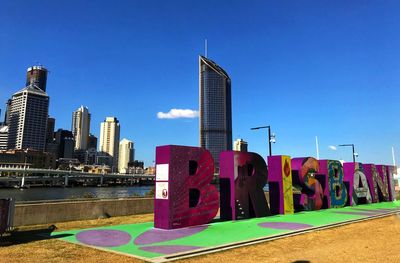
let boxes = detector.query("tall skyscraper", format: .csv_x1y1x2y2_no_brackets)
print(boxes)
26,66,48,92
118,138,134,174
99,117,120,171
72,106,91,150
199,55,232,169
7,85,49,151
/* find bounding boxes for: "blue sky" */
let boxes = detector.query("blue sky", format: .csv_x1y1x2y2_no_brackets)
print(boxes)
0,0,399,166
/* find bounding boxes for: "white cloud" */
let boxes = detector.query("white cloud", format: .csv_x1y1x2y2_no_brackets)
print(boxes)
328,145,337,151
157,109,199,119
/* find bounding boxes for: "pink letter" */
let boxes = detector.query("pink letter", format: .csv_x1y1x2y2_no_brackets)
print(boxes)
384,165,397,201
343,162,372,205
154,145,219,229
291,157,324,211
319,160,347,208
219,151,270,220
364,164,389,202
267,155,294,214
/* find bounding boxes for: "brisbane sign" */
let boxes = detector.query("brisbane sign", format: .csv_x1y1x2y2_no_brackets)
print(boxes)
154,145,397,229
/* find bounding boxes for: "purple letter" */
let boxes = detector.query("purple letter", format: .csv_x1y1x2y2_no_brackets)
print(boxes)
364,164,389,202
291,157,324,211
343,162,372,205
267,155,294,214
387,166,398,201
154,145,219,229
376,165,395,201
219,151,270,220
319,160,347,208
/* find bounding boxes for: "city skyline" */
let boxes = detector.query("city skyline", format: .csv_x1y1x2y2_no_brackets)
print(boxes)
1,1,399,166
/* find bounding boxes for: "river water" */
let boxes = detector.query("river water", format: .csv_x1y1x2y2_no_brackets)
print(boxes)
0,186,153,202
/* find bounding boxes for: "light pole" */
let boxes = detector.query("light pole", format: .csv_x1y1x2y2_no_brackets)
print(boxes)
338,144,357,163
65,161,72,187
250,125,276,156
22,156,27,188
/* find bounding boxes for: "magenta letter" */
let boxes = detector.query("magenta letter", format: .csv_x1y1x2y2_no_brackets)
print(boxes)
291,157,324,211
154,145,219,229
219,151,270,220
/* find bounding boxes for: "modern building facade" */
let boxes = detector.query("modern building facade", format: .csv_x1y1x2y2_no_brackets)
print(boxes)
54,129,75,159
118,138,134,174
45,116,57,154
7,85,49,151
46,117,55,143
26,66,48,92
99,117,120,171
0,149,56,169
88,134,97,150
72,106,91,150
234,138,248,152
199,55,232,169
4,99,12,125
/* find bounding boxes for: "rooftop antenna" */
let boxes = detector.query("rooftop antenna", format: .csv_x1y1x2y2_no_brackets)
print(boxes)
205,39,208,58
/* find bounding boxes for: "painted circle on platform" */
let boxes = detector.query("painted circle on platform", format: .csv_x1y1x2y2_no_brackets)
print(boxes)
76,229,131,247
258,222,313,230
139,245,203,255
134,225,208,245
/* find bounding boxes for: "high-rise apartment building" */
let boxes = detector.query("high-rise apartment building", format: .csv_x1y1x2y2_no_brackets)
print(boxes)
72,106,90,150
7,85,49,151
234,138,248,152
26,66,48,92
118,138,134,174
99,117,120,171
199,55,232,169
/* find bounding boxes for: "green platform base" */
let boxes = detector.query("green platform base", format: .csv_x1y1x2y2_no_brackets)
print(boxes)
52,201,400,262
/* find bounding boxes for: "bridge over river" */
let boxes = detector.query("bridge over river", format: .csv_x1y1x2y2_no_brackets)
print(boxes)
0,167,155,188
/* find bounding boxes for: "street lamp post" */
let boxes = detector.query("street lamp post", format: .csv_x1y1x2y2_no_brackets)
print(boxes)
338,144,357,162
250,125,276,156
65,161,72,187
22,156,27,188
101,164,105,186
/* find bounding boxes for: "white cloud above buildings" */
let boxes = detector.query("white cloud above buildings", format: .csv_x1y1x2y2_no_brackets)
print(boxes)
157,109,199,119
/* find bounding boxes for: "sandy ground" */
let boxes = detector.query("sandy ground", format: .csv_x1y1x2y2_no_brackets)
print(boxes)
1,213,400,263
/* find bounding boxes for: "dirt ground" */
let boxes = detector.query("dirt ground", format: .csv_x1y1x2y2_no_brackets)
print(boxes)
1,213,400,263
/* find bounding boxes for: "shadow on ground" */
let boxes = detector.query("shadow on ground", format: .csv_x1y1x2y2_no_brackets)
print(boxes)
0,225,72,246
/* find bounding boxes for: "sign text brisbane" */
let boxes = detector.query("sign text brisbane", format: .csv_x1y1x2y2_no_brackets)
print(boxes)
154,145,397,229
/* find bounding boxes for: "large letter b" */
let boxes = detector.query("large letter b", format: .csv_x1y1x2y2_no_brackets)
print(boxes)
154,145,219,229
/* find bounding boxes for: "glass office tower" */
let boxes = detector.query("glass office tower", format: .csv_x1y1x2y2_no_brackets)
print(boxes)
199,55,232,170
